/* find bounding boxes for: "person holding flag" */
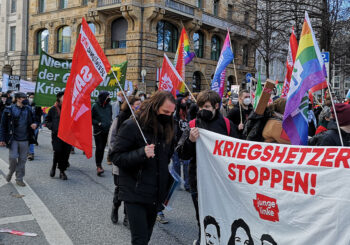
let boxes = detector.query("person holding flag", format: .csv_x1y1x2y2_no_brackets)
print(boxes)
58,18,111,158
110,91,176,245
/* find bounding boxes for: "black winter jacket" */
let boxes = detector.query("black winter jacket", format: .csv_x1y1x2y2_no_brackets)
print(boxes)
92,102,112,134
45,104,61,134
110,118,174,205
227,104,252,139
309,120,350,146
0,104,37,146
177,112,238,193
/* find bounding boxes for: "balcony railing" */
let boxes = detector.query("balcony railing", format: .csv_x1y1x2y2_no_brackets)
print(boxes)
165,0,194,16
202,13,256,39
98,0,121,7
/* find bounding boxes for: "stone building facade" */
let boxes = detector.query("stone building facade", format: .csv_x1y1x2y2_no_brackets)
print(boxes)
0,0,29,79
26,0,258,93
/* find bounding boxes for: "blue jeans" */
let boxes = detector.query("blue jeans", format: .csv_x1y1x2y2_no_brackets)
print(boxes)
172,152,190,189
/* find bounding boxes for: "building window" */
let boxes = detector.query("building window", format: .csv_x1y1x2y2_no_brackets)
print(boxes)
88,23,96,34
111,18,127,49
213,0,219,16
57,26,71,53
59,0,68,9
332,75,340,88
211,35,221,61
345,77,350,89
36,29,49,54
10,27,16,51
38,0,46,13
193,71,202,92
157,21,178,53
11,0,16,13
228,4,233,20
231,40,236,57
257,55,266,75
82,0,88,5
197,0,202,8
243,44,249,66
193,32,204,58
244,11,249,24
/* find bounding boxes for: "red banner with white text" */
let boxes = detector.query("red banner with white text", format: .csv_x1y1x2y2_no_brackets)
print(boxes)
58,18,111,158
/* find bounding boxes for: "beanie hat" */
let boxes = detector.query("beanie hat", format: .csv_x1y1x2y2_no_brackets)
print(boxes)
318,106,331,122
14,92,27,99
331,103,350,126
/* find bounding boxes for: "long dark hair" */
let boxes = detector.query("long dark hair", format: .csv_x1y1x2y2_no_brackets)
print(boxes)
227,219,254,245
136,91,175,144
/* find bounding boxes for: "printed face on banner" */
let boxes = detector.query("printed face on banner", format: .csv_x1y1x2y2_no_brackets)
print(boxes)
196,129,350,244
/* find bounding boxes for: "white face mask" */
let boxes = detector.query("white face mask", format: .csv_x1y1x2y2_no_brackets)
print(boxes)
29,98,34,104
140,96,145,102
243,98,251,106
117,96,123,102
1,98,6,103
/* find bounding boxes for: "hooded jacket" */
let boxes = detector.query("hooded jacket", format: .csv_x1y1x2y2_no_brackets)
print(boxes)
309,120,350,146
92,92,112,134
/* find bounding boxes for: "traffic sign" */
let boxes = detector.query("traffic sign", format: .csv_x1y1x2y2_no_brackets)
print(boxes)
246,73,252,83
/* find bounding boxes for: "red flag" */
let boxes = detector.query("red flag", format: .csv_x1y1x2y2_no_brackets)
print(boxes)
281,27,298,98
58,18,111,158
158,54,183,97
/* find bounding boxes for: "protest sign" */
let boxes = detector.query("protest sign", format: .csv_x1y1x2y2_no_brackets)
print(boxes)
197,129,350,244
7,75,20,91
1,73,9,92
20,79,36,93
34,50,127,107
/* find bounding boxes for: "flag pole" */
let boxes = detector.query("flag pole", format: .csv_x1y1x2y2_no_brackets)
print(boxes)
181,80,197,103
111,71,148,145
327,82,344,146
227,27,243,124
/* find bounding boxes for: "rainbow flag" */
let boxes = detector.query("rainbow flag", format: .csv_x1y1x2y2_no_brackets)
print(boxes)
174,28,195,93
282,12,327,145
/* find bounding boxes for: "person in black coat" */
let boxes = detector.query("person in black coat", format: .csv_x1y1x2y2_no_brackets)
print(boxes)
227,89,253,139
177,90,238,245
110,91,176,245
309,104,350,146
92,91,112,176
45,92,71,180
109,95,141,225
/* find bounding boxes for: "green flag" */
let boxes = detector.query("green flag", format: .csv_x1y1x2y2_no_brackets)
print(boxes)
34,50,128,107
254,72,262,109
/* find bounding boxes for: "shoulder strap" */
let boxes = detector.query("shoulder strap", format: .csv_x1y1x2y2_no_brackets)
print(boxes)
224,117,230,136
189,119,196,128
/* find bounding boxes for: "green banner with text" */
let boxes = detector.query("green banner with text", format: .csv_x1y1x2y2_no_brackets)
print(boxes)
34,50,127,107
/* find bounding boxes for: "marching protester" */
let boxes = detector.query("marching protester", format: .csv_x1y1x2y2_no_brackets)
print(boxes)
92,91,112,176
110,91,176,245
310,104,350,146
177,90,238,245
45,92,71,180
315,106,331,135
262,98,290,144
0,92,38,186
27,92,43,161
111,91,125,120
220,97,229,117
0,93,8,122
109,95,141,226
227,89,253,139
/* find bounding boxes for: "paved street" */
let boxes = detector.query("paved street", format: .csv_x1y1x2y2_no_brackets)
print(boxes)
0,128,197,245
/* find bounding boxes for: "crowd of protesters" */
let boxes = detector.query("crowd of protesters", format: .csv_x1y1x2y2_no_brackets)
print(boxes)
0,86,349,245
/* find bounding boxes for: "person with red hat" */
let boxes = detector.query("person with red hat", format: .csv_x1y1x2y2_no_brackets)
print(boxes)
316,104,350,146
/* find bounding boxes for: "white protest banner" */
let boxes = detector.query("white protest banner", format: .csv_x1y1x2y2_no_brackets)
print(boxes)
20,79,36,93
197,129,350,245
1,73,9,92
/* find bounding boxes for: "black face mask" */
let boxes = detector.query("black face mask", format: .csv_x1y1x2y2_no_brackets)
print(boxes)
197,109,214,121
157,114,172,125
105,98,111,104
180,103,187,110
22,99,29,105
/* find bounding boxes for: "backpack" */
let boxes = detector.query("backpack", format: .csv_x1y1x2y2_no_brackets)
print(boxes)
189,117,231,136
